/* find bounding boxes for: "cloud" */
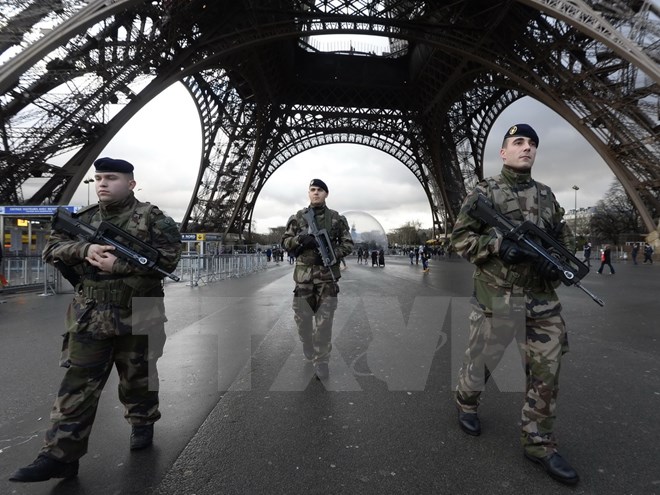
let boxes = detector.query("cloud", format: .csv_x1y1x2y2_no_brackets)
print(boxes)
59,83,614,234
257,145,430,230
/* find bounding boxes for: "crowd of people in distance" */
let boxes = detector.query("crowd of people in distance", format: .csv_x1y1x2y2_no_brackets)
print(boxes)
582,241,655,275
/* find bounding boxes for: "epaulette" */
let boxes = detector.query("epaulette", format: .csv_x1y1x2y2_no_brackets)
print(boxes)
74,203,100,217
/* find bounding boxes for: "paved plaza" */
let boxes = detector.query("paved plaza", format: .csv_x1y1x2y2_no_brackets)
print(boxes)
0,255,658,494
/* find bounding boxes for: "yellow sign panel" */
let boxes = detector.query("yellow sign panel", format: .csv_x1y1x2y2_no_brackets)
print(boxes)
196,233,206,241
17,218,29,227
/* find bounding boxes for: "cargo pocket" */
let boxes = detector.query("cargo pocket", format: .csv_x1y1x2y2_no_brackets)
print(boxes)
65,294,95,334
59,333,71,368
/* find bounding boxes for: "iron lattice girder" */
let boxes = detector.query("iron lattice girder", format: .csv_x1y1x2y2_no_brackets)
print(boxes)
0,0,658,233
248,119,443,236
181,57,445,234
522,0,660,73
0,3,165,204
183,68,261,233
264,105,432,182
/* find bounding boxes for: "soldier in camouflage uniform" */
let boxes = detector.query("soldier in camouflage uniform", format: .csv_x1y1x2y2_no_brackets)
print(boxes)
281,179,354,380
451,124,579,485
10,157,181,483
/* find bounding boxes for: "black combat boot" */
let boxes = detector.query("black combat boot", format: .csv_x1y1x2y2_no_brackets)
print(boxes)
524,451,579,485
9,455,79,482
130,424,154,450
457,411,481,436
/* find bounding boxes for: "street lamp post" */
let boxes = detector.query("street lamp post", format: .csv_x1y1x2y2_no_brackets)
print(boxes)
83,178,95,205
572,185,579,249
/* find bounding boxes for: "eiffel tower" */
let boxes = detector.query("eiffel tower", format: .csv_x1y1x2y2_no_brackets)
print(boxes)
1,0,658,238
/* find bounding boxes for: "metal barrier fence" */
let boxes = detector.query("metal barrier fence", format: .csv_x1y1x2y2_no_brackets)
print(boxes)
0,255,56,294
0,253,268,294
174,253,268,286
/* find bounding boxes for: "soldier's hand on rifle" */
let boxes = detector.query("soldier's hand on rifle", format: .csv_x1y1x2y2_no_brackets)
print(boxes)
298,234,318,249
499,239,531,264
86,244,117,273
537,258,560,281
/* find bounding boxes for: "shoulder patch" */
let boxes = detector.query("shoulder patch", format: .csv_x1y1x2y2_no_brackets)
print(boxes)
154,216,181,242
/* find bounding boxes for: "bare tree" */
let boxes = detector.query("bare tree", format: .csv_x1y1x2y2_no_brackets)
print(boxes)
388,220,422,246
250,226,286,246
266,226,286,245
590,181,643,244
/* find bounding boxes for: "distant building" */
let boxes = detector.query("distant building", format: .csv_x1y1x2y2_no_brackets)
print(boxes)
563,206,595,238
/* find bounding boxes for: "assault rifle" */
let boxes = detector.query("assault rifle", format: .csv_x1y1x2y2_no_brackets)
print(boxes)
50,207,180,282
468,194,604,306
302,207,337,283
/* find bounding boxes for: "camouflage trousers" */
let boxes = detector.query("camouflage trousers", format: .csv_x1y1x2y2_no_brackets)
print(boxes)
292,281,338,364
40,331,161,462
455,299,569,457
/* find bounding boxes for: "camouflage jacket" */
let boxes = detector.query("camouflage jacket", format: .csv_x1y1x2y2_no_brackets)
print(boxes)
450,167,573,318
281,204,354,283
43,192,182,338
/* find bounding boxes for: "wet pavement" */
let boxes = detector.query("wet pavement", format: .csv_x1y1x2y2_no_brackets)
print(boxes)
0,255,658,494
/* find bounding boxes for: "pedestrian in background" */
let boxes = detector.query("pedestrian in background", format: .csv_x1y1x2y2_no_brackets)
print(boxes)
583,242,592,268
631,243,639,265
421,245,430,273
597,244,615,274
643,243,653,264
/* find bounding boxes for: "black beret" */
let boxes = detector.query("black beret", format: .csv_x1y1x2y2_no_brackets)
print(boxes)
94,157,134,173
504,124,539,147
309,178,328,193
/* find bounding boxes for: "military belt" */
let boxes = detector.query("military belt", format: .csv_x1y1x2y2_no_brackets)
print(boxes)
80,273,126,281
81,285,135,308
504,267,545,291
94,273,127,281
296,254,325,266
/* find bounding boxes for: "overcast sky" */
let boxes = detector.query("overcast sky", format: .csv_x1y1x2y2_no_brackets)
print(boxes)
65,82,616,234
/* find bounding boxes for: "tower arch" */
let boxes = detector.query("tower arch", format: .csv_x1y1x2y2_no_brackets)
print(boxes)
0,0,657,236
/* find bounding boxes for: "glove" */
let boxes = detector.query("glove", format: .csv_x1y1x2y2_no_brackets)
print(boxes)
298,234,317,249
537,258,560,281
499,239,529,264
